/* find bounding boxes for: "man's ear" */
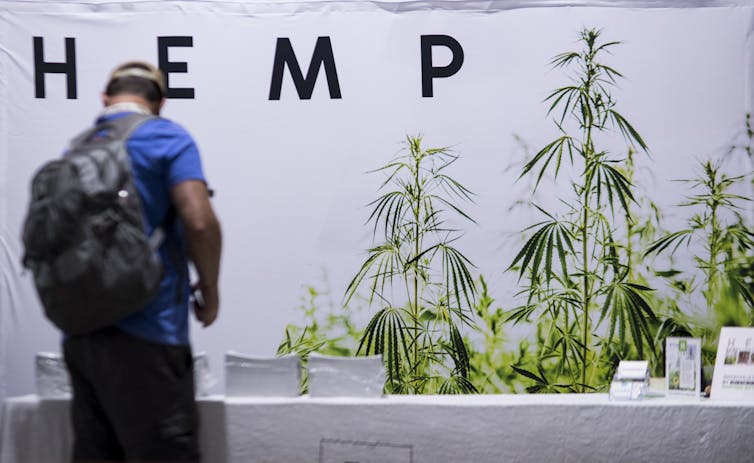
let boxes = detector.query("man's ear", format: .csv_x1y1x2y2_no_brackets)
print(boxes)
101,92,110,107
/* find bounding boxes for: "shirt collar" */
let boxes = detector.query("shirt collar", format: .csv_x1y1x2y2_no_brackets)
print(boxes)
98,101,153,118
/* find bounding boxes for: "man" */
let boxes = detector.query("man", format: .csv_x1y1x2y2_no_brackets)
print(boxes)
62,61,222,462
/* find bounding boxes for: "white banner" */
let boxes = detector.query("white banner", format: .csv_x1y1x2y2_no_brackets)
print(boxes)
1,1,753,397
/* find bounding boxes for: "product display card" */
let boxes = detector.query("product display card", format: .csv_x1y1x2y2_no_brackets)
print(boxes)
711,327,754,401
665,337,701,398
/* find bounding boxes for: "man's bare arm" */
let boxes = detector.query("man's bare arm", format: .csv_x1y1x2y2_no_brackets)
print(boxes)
170,179,222,327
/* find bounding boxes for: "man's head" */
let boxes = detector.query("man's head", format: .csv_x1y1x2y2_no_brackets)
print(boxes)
103,61,166,115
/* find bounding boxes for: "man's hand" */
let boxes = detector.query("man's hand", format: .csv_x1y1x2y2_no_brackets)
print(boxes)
192,281,219,327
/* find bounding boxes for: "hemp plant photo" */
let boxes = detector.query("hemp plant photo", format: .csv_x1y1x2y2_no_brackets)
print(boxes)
344,136,478,394
507,28,657,392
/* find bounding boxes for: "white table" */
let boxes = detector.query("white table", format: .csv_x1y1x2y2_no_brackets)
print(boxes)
3,394,754,462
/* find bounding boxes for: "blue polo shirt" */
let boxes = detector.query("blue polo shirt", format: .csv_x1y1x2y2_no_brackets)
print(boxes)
98,112,206,346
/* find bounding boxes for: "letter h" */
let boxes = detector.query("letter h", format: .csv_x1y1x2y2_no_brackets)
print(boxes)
34,37,77,99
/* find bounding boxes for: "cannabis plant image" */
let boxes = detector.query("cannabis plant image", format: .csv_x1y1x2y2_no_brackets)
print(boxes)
344,136,478,394
645,157,754,374
277,283,362,393
507,28,657,392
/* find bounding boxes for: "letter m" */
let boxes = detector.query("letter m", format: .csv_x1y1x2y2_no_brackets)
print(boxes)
269,37,342,100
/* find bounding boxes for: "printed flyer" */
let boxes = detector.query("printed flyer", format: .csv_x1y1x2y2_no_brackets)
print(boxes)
665,337,701,398
711,327,754,401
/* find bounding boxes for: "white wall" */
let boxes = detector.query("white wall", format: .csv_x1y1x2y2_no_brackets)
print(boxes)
1,0,753,399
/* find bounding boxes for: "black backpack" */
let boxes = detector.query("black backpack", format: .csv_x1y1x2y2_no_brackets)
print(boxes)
22,113,164,335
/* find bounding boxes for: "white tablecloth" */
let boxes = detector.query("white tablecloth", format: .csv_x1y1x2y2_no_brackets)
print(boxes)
225,394,754,463
0,395,227,463
3,394,754,462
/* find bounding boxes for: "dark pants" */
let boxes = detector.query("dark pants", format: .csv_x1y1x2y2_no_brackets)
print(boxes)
63,327,199,462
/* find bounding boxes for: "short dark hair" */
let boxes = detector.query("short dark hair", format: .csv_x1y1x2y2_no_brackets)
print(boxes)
105,76,163,102
105,63,164,102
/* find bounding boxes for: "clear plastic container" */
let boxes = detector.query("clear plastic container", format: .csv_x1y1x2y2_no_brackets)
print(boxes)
35,352,71,399
307,353,385,398
193,351,217,397
225,352,301,397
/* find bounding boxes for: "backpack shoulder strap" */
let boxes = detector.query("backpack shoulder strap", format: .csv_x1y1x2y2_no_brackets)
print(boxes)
68,113,155,153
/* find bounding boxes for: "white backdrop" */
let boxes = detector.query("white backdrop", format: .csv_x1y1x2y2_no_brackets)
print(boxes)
1,0,753,399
